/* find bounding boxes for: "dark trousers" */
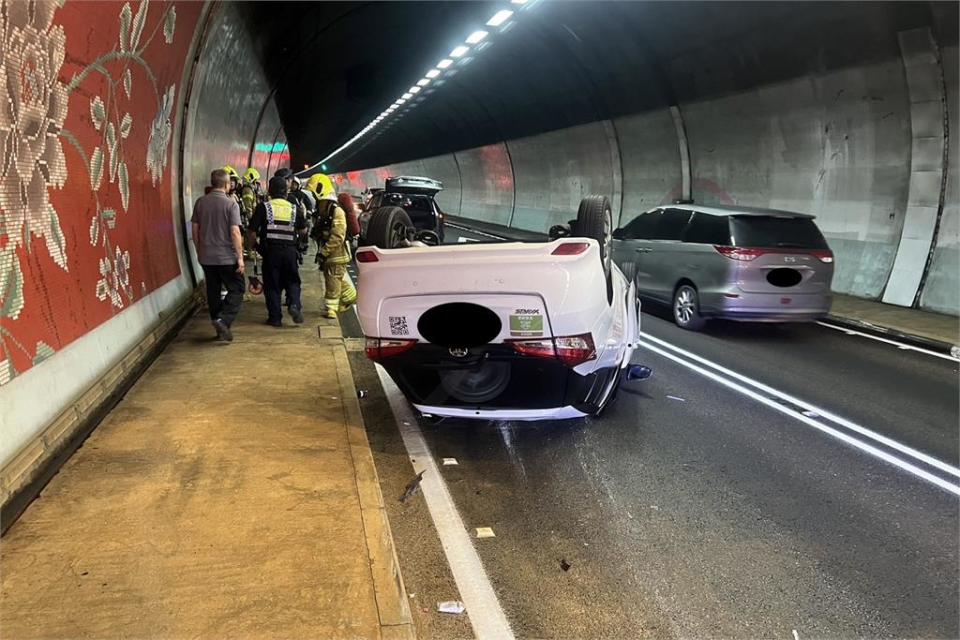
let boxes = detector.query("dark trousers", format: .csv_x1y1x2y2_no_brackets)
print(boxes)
262,245,302,322
202,263,244,327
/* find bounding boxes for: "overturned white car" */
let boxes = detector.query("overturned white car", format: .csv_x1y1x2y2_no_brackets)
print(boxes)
356,195,648,421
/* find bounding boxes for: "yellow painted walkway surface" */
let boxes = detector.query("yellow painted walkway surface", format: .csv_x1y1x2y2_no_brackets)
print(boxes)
1,271,412,639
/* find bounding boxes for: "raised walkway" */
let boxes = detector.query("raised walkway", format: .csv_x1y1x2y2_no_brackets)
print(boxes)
0,269,414,639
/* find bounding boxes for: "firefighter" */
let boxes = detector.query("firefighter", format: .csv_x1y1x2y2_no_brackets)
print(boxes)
247,176,308,326
239,168,261,258
308,173,356,319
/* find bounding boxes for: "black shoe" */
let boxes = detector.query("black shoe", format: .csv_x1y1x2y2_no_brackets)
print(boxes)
290,307,304,324
214,319,233,342
266,319,282,328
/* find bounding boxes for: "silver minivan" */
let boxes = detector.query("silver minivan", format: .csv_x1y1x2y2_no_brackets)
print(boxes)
611,204,834,330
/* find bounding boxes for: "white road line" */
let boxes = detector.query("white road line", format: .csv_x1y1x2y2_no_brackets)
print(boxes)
639,338,960,496
642,332,960,480
445,222,508,241
816,321,960,363
375,365,515,640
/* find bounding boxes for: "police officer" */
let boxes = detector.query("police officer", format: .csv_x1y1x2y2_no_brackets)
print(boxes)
248,176,308,326
307,173,355,319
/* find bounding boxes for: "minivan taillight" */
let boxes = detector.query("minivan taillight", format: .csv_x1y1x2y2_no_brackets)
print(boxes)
552,242,590,256
365,337,417,361
714,246,764,261
810,249,834,263
509,333,596,367
357,250,379,263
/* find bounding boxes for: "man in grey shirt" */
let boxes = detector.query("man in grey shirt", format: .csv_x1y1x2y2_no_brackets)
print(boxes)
191,169,246,342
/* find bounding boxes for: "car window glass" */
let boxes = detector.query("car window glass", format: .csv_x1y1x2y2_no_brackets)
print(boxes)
651,208,692,240
624,211,660,239
684,213,731,244
730,216,828,249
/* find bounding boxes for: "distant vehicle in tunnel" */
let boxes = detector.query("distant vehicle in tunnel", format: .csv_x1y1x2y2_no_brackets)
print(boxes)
359,176,446,246
356,196,647,421
612,204,834,330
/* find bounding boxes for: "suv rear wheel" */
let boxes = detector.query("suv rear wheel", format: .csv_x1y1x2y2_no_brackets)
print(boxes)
367,206,413,249
576,195,614,303
673,284,706,331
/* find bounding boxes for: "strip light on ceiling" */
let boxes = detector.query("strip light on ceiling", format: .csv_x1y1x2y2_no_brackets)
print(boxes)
308,3,534,171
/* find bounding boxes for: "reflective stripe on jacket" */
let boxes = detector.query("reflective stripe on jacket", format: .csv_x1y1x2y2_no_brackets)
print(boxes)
264,198,297,245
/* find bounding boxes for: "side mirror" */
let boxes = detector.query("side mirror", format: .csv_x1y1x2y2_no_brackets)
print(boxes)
625,364,652,381
548,225,571,240
612,228,626,240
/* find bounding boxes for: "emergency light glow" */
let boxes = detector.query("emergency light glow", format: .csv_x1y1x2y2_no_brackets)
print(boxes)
487,10,514,26
450,45,469,58
466,30,488,44
426,69,441,78
437,59,454,69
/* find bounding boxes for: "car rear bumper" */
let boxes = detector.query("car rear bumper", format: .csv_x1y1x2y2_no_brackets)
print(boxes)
701,291,832,321
412,404,588,421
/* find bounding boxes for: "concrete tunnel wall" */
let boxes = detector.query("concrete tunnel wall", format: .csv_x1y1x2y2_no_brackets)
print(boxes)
333,31,958,317
0,1,286,496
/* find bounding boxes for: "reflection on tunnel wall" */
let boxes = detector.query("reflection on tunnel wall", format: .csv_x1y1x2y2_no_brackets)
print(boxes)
333,45,958,315
183,2,286,274
0,0,202,388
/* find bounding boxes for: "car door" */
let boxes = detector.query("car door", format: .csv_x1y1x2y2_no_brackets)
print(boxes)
643,208,694,302
611,210,659,295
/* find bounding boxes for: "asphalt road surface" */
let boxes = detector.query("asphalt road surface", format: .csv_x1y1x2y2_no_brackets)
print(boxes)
346,225,960,639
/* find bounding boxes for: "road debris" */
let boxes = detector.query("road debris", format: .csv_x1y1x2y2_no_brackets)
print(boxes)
399,470,426,503
357,389,367,399
801,410,819,418
666,395,686,402
475,527,496,538
560,558,571,572
792,630,800,640
438,601,466,614
442,458,459,466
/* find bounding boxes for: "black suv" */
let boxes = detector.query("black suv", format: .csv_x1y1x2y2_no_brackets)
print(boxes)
360,176,446,245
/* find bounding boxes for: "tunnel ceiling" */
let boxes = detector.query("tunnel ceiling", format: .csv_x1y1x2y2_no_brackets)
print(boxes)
241,1,958,173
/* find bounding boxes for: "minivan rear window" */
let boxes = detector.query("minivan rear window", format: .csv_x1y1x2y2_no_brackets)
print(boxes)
730,216,828,249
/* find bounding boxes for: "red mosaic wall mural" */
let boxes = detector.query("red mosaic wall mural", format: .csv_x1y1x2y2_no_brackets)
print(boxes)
0,0,202,385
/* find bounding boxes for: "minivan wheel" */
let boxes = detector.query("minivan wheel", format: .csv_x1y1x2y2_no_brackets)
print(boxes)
576,195,614,303
673,284,706,331
367,206,413,249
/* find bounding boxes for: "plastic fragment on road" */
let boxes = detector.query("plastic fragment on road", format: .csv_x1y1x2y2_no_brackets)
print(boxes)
442,458,459,466
801,410,819,418
666,395,686,402
793,631,800,640
438,601,466,614
399,470,425,503
475,527,496,538
357,389,367,399
560,558,571,572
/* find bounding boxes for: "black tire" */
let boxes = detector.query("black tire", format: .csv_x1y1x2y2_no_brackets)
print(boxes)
673,284,706,331
367,206,413,249
576,195,614,301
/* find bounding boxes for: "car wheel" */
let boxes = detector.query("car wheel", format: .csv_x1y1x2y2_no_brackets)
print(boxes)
439,362,511,404
367,206,413,249
576,195,614,303
673,284,706,331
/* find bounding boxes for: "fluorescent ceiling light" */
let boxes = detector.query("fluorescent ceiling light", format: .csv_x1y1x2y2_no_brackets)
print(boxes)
450,45,469,58
417,78,431,86
487,9,513,26
409,86,421,94
402,92,413,99
426,69,441,78
511,0,527,4
466,30,488,44
437,58,454,69
397,97,407,104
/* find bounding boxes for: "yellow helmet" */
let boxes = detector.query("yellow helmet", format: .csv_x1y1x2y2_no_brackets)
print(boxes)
244,168,261,182
306,173,336,200
221,165,240,179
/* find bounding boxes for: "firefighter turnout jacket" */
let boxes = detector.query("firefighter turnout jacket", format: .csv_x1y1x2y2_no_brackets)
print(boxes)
314,199,351,265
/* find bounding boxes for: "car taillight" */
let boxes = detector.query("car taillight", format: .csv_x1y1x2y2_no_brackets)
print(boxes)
551,242,590,256
357,250,379,263
365,337,417,361
810,249,834,263
509,333,596,367
714,245,764,261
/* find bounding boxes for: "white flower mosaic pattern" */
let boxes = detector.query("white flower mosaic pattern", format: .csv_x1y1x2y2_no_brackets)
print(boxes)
0,0,70,271
95,245,131,309
147,84,174,186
